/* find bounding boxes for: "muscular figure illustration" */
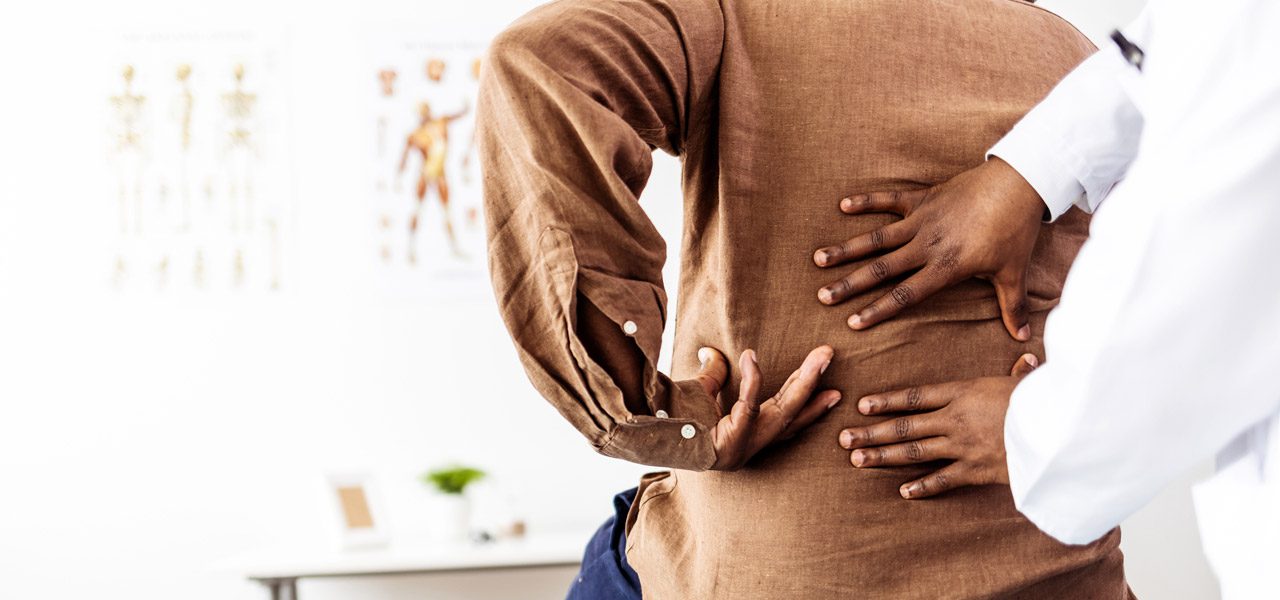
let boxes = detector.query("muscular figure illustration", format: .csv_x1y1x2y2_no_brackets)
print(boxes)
425,58,445,83
375,68,398,262
398,99,469,263
376,68,397,159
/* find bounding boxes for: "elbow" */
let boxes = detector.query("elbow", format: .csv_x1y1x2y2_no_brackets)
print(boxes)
485,3,569,78
478,6,571,134
486,0,618,84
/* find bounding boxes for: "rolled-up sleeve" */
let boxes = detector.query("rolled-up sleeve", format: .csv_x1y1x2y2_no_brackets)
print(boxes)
477,0,724,470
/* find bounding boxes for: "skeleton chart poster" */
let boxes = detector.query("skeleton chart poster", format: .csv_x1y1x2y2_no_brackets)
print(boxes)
364,32,489,298
102,30,295,294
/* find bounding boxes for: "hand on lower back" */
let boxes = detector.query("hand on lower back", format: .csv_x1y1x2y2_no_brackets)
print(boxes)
692,345,842,470
812,157,1046,341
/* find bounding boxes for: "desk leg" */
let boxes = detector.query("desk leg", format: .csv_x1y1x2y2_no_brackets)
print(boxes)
258,578,299,600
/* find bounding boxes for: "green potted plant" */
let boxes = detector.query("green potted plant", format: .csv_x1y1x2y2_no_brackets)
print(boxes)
421,465,486,541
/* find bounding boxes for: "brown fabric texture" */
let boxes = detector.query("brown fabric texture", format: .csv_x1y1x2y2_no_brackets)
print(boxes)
479,0,1128,598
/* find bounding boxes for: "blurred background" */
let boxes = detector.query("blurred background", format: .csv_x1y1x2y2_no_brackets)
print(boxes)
0,0,1219,598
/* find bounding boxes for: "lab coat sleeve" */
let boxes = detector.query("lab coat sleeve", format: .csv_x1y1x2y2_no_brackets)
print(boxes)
987,38,1144,221
1004,0,1280,545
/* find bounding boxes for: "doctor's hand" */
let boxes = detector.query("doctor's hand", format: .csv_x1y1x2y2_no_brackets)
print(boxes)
837,354,1038,499
813,158,1045,341
694,345,842,471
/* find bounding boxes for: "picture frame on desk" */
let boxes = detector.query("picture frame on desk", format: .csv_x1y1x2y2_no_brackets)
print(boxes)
325,470,391,550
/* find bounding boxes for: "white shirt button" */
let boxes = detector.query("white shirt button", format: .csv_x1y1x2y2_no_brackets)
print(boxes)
622,320,638,336
680,424,696,439
655,410,669,419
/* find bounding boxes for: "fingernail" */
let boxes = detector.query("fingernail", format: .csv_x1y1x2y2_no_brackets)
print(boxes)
1024,353,1038,367
1017,325,1031,341
826,393,842,409
820,358,832,374
839,430,853,449
851,450,866,467
814,251,829,267
900,485,914,499
747,349,758,363
858,397,874,414
848,314,862,329
818,287,833,304
698,347,711,366
840,197,853,211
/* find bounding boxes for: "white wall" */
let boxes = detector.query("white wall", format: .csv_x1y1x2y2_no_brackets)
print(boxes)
0,1,1218,599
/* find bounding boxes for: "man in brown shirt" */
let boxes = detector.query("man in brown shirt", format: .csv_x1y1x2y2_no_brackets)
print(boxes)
479,0,1132,597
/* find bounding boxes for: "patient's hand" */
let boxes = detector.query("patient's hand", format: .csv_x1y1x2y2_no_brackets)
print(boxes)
836,354,1038,499
812,158,1044,341
695,345,842,470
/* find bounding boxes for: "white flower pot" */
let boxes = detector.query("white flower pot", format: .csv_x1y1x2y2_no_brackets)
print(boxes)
435,494,472,542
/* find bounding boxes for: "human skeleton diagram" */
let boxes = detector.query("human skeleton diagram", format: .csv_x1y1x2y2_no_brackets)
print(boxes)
221,63,258,236
172,63,195,232
103,40,292,293
109,65,148,238
398,58,469,264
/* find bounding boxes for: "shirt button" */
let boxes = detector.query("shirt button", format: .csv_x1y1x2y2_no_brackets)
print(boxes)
622,320,638,336
680,424,696,439
655,410,669,419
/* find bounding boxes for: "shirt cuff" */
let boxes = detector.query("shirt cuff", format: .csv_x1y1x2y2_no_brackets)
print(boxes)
600,378,718,471
989,126,1086,223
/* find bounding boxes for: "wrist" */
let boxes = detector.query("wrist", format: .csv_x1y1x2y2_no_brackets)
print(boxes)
988,156,1049,223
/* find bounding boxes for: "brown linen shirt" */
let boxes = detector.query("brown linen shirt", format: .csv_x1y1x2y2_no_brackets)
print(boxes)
479,0,1130,597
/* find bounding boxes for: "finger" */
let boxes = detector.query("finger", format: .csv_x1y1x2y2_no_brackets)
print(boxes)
838,412,946,450
737,349,764,413
846,266,946,329
900,463,978,499
818,247,924,306
849,436,953,467
839,189,926,216
993,268,1032,341
813,221,914,269
767,345,835,426
856,383,955,416
779,389,842,440
711,350,762,469
694,347,729,398
1010,353,1039,378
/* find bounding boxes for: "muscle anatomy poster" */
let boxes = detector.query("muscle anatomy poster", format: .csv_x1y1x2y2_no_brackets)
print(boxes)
365,33,489,297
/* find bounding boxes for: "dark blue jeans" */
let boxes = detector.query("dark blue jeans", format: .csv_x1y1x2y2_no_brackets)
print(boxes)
565,488,643,600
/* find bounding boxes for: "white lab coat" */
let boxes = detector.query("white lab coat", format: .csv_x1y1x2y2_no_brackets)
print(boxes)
988,1,1280,597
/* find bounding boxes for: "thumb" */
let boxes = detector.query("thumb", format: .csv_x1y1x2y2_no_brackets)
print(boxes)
993,268,1031,342
1010,353,1039,378
695,347,730,398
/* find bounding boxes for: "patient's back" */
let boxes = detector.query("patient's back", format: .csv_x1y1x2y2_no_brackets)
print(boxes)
626,1,1127,598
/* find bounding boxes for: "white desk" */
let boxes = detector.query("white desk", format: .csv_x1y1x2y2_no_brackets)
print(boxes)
217,532,592,600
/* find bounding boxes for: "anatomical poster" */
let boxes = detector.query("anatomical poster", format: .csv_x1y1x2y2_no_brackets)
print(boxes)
365,33,489,297
103,30,294,293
